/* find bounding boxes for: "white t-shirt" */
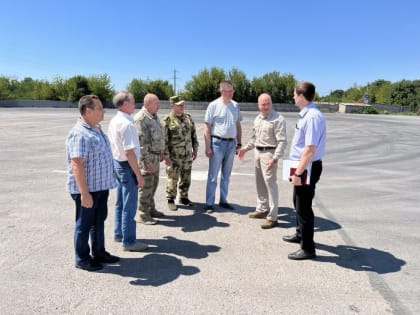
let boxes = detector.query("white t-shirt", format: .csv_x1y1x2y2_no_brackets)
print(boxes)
108,110,141,161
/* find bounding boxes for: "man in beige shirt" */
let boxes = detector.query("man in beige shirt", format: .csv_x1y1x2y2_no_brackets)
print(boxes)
238,93,287,229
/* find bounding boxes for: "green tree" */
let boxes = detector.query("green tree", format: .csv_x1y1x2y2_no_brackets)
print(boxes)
146,79,174,100
51,76,67,101
33,80,57,100
13,77,36,99
389,80,420,112
227,68,251,102
0,76,11,99
66,75,91,102
251,71,295,103
367,79,392,104
343,84,363,102
184,67,226,101
87,74,114,103
127,78,149,103
327,89,345,102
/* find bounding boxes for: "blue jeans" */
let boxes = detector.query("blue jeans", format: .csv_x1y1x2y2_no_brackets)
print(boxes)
113,160,138,247
206,138,237,206
72,190,109,265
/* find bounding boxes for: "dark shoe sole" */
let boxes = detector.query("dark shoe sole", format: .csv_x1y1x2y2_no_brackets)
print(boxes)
93,255,120,264
205,206,214,214
75,262,103,271
282,235,302,243
288,249,316,260
180,199,194,206
219,203,234,210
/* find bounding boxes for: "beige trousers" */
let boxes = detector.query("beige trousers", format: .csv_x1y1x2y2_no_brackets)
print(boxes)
254,149,279,221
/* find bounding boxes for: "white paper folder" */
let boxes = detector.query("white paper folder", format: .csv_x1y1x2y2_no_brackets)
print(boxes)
282,159,311,185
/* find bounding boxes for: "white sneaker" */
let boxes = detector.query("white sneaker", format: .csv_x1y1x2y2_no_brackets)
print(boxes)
123,241,148,252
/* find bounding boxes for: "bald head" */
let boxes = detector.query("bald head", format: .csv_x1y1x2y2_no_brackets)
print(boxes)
258,93,273,117
143,93,160,114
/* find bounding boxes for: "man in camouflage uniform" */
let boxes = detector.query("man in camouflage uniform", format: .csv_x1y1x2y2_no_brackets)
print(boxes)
134,93,170,225
161,96,199,211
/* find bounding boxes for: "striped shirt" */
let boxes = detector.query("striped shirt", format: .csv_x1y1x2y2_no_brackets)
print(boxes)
66,119,117,194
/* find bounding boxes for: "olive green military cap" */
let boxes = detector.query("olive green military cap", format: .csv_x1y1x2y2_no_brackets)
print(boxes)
169,95,185,105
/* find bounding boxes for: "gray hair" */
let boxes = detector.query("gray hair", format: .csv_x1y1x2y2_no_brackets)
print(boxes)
113,91,134,107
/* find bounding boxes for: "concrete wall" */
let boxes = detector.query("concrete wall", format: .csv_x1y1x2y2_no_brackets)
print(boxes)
338,103,404,113
0,99,338,113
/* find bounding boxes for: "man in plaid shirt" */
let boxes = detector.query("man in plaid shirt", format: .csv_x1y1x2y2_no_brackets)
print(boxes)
66,95,118,271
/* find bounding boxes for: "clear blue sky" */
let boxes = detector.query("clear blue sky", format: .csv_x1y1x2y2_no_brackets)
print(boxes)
1,0,419,96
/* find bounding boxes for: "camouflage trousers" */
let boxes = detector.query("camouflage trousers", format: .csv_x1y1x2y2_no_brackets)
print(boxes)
165,157,193,200
137,155,160,215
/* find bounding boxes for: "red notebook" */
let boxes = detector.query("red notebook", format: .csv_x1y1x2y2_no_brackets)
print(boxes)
282,160,311,185
289,168,308,185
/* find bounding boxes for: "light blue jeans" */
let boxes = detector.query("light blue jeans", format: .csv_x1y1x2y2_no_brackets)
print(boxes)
206,138,237,206
113,160,138,247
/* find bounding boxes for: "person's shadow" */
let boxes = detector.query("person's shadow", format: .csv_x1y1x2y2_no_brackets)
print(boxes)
158,206,229,232
145,236,220,259
316,243,406,274
103,254,200,286
278,206,342,232
101,236,220,286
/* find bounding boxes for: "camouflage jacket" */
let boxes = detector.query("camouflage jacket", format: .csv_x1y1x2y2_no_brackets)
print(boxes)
133,107,165,164
161,112,199,160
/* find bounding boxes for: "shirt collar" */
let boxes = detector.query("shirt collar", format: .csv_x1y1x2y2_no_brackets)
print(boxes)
258,110,274,120
141,107,156,119
117,110,134,122
298,103,316,118
78,118,101,133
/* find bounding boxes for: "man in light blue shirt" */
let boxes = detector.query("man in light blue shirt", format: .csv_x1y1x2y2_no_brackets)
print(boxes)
283,81,326,260
204,81,242,213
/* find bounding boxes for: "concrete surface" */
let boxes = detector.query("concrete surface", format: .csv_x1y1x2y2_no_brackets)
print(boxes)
0,108,419,314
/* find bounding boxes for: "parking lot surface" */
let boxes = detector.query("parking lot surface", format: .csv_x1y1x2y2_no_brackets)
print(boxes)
0,107,419,314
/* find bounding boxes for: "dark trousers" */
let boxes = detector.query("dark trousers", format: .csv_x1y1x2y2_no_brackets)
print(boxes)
71,190,109,264
293,161,322,252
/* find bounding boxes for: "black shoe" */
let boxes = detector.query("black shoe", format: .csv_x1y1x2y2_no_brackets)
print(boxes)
205,205,214,214
219,202,234,210
75,259,103,271
93,251,120,264
288,249,316,260
282,234,302,243
180,198,194,206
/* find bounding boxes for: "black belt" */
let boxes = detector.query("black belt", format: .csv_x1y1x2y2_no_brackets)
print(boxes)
211,135,234,141
313,159,322,163
256,146,276,151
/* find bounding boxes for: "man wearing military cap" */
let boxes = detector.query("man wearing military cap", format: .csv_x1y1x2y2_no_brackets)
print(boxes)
161,96,199,211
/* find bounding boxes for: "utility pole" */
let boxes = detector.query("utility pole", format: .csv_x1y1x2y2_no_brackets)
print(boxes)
172,69,179,94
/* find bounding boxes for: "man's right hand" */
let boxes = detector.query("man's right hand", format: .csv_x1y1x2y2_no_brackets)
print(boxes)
205,148,213,158
237,148,246,160
81,193,93,208
136,174,145,188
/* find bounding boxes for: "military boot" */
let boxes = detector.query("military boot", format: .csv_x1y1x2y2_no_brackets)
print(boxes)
167,199,177,211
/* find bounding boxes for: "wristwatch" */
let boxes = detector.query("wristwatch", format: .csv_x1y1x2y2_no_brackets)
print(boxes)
294,172,303,178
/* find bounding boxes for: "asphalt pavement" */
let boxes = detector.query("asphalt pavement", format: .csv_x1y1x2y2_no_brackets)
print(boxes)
0,107,419,314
